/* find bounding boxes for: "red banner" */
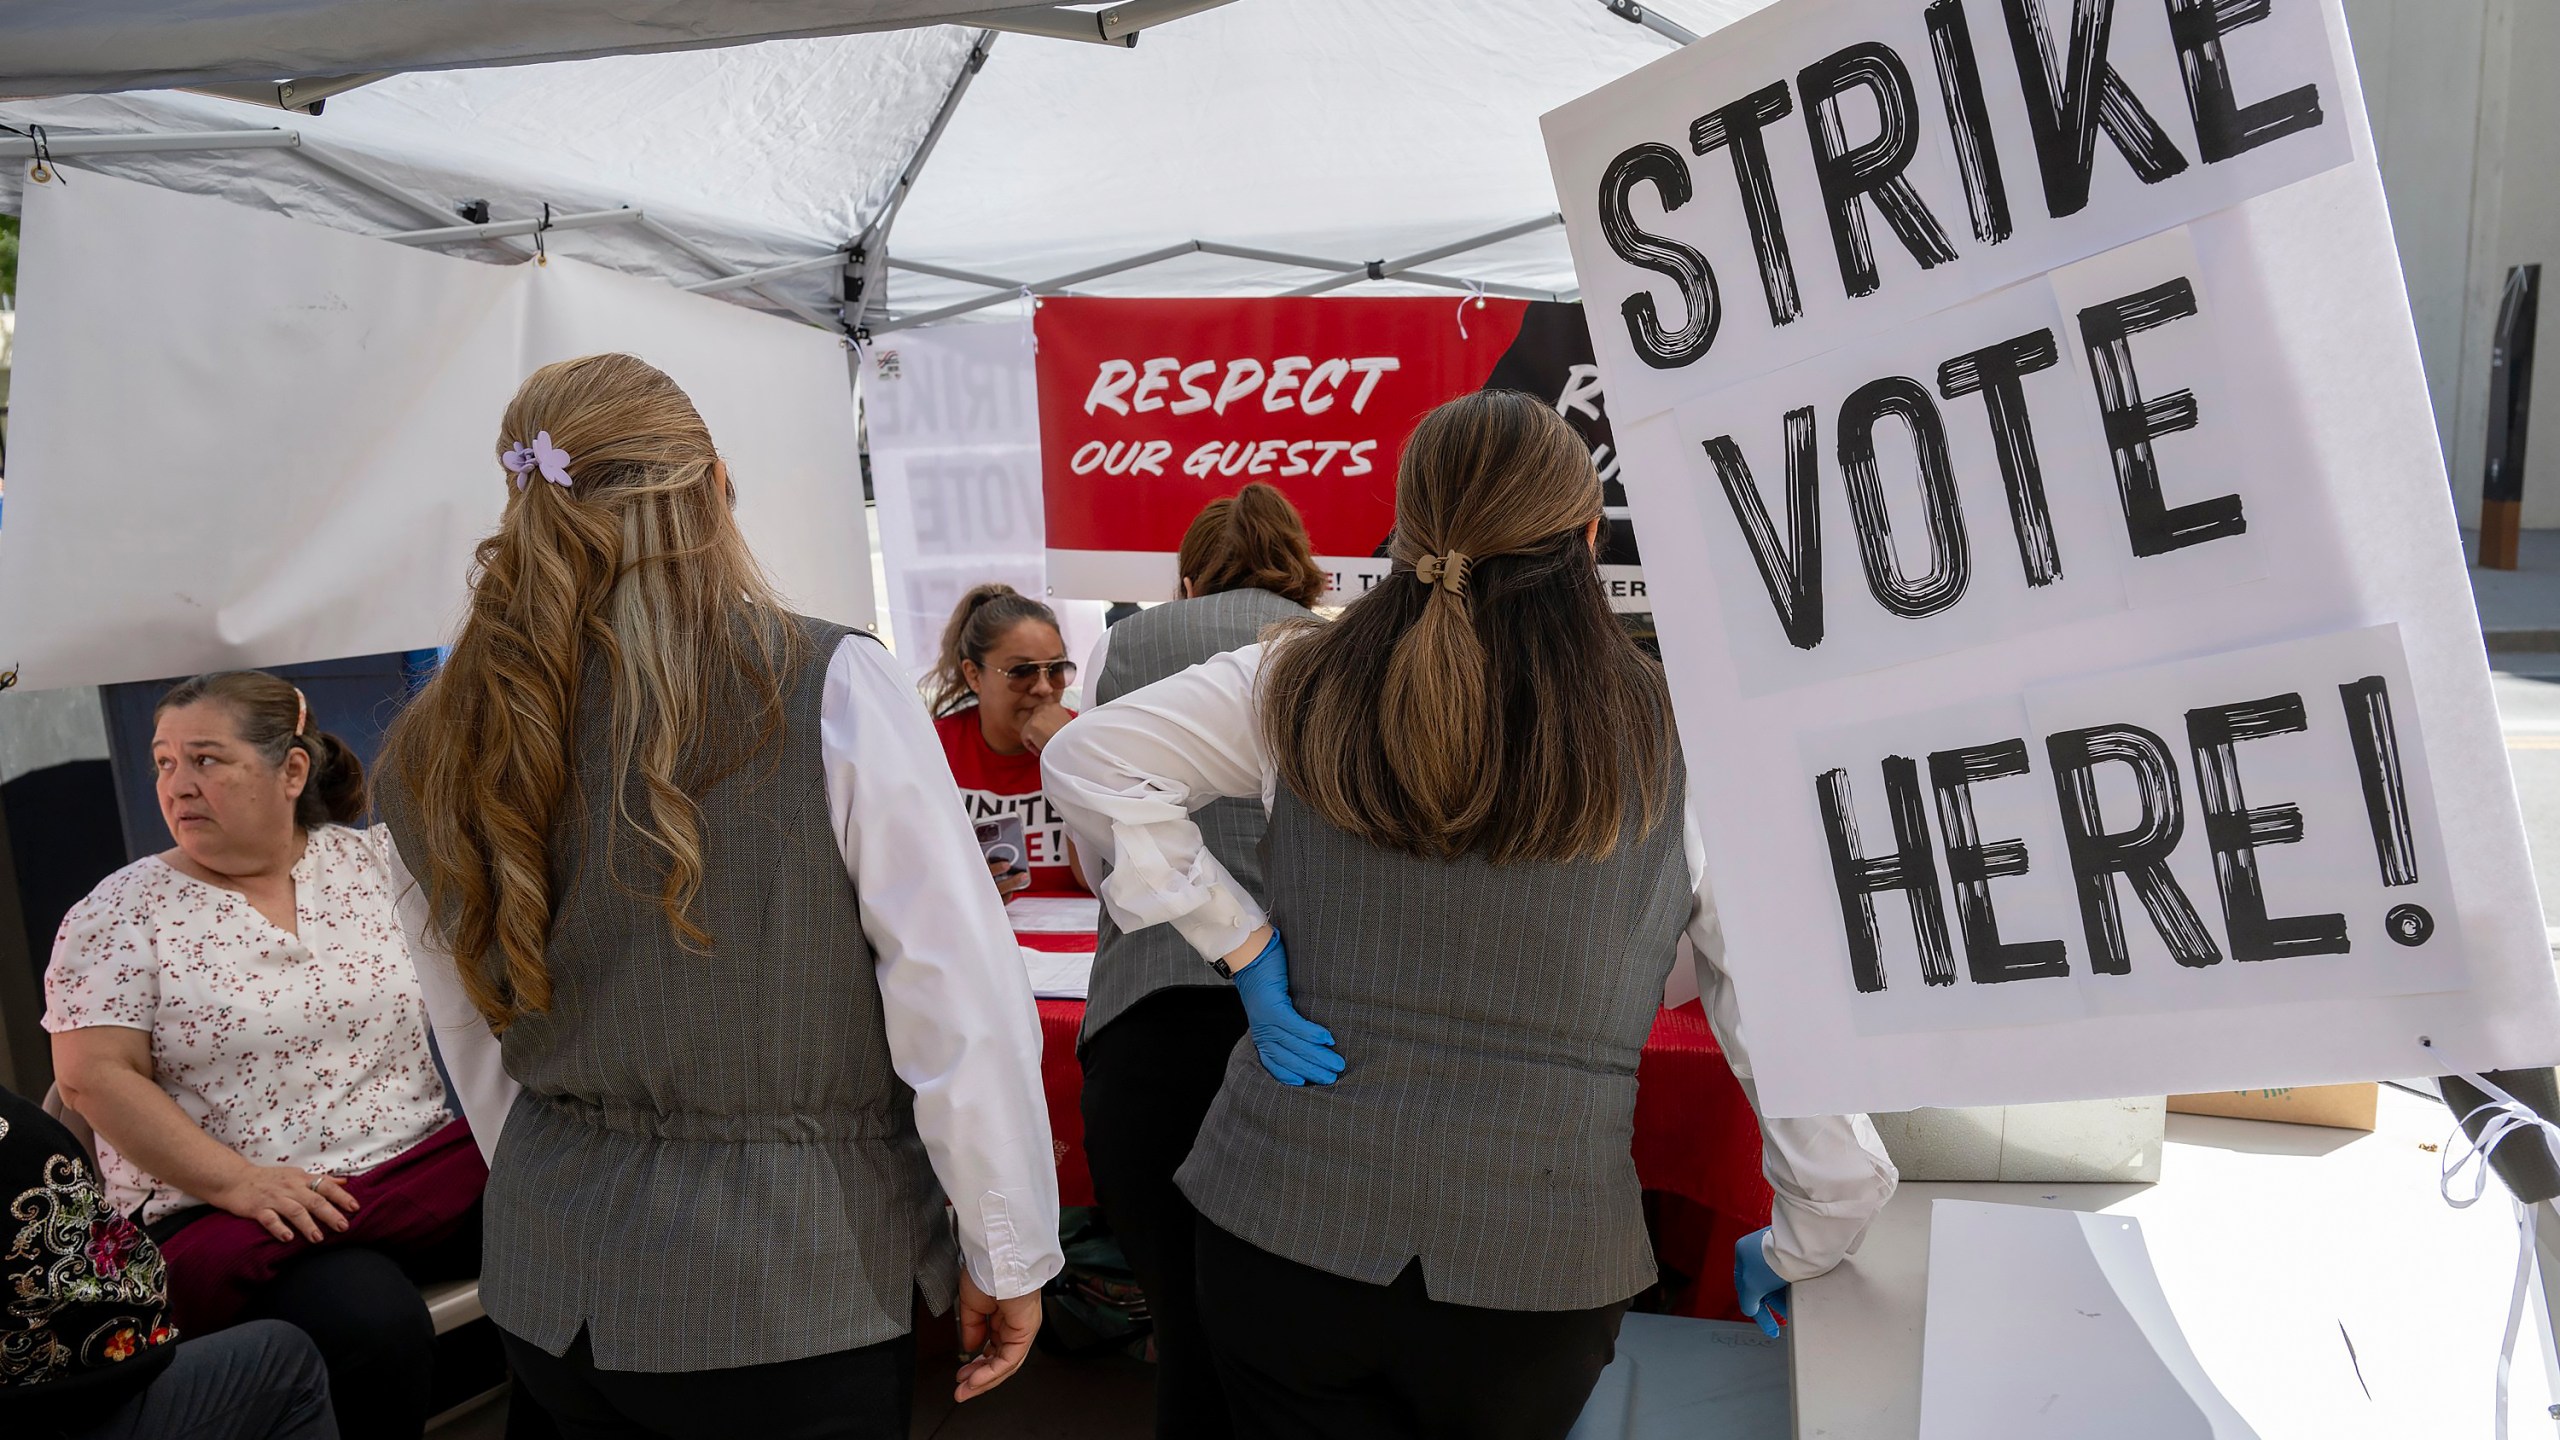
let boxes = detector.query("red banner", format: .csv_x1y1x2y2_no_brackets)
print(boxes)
1034,296,1647,608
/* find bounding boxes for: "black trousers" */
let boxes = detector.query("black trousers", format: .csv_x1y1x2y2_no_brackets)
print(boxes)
498,1327,915,1440
50,1320,338,1440
1079,985,1249,1440
1193,1221,1628,1440
237,1232,478,1440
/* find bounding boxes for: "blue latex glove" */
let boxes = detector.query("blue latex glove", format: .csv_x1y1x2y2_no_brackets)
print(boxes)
1230,932,1345,1087
1734,1227,1788,1338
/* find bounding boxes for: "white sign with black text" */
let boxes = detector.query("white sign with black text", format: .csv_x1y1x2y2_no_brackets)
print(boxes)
1546,0,2559,1116
1807,625,2461,1037
863,323,1051,679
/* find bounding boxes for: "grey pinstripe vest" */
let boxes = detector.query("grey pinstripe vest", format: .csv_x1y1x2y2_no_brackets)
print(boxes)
1080,587,1313,1047
379,616,956,1372
1175,757,1689,1312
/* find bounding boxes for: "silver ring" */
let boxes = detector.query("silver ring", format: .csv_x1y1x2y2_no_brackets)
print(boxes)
307,1174,326,1193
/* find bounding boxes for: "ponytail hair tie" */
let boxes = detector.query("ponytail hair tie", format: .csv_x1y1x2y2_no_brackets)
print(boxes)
291,687,308,738
1414,551,1472,596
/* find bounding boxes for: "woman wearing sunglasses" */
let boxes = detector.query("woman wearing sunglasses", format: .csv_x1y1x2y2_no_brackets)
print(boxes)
927,585,1088,897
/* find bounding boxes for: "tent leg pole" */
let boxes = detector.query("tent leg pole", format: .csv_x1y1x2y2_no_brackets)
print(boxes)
847,29,998,334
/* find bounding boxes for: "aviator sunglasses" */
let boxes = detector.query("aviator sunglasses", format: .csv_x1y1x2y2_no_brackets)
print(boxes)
992,660,1077,688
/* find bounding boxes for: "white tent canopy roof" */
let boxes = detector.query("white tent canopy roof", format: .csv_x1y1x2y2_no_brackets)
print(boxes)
0,1,1773,327
2,1,1081,96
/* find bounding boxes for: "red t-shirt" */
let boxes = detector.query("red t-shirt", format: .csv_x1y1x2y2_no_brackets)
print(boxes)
935,707,1083,894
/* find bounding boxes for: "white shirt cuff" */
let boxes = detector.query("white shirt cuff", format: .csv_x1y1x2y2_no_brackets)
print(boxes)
963,1189,1067,1300
1170,892,1267,965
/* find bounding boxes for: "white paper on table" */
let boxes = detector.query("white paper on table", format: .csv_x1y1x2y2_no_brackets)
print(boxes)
1018,945,1093,1001
1918,1198,2256,1439
1007,895,1102,934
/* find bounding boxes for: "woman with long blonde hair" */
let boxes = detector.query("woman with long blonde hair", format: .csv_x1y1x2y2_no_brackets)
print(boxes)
1046,391,1896,1438
376,353,1058,1438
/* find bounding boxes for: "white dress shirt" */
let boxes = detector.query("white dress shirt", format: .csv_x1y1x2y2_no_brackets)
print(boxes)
1041,641,1898,1284
389,634,1065,1300
1078,625,1114,711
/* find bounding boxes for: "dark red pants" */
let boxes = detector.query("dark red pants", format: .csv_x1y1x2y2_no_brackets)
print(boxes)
157,1118,487,1333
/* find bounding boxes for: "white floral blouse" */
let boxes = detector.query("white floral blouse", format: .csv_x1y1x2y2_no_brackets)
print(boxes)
42,824,453,1224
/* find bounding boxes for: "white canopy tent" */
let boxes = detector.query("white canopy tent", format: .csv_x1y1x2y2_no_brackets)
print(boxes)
0,0,1237,96
0,1,1775,332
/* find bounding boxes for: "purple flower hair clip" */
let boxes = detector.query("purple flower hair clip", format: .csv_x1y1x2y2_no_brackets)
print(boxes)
501,431,574,491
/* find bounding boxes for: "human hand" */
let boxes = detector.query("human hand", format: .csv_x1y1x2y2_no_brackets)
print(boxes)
954,1273,1041,1401
1734,1227,1788,1338
214,1164,359,1243
986,853,1032,899
1020,703,1074,754
1228,931,1345,1087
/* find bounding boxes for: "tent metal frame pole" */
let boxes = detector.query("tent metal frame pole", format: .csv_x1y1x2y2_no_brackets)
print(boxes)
2,128,1549,337
384,207,644,245
1192,240,1362,274
957,0,1237,47
293,139,480,229
876,240,1203,330
867,214,1571,332
887,256,1028,290
0,128,299,157
183,72,393,116
1382,271,1560,302
638,216,836,328
299,135,826,324
298,141,834,323
847,29,998,334
1036,241,1211,289
5,123,844,327
684,250,852,295
1278,213,1565,296
1595,0,1701,46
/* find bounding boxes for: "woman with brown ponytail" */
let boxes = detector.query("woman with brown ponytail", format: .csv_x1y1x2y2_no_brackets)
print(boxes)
372,354,1060,1438
1046,391,1897,1439
925,584,1085,896
1073,482,1326,1440
48,671,478,1440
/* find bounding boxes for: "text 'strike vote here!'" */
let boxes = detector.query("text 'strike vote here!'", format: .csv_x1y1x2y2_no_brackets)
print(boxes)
1543,0,2560,1117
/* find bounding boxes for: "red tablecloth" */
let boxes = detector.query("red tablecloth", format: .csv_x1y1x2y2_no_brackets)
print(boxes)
1029,987,1767,1321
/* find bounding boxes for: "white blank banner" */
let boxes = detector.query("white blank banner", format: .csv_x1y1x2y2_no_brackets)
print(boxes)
0,170,869,691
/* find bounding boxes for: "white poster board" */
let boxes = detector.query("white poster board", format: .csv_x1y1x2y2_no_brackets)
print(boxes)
1918,1200,2254,1439
861,324,1050,679
1544,0,2559,1115
0,169,870,691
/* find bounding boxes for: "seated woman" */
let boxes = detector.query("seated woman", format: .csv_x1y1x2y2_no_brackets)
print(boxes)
926,584,1087,896
2,1081,337,1440
46,672,485,1440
